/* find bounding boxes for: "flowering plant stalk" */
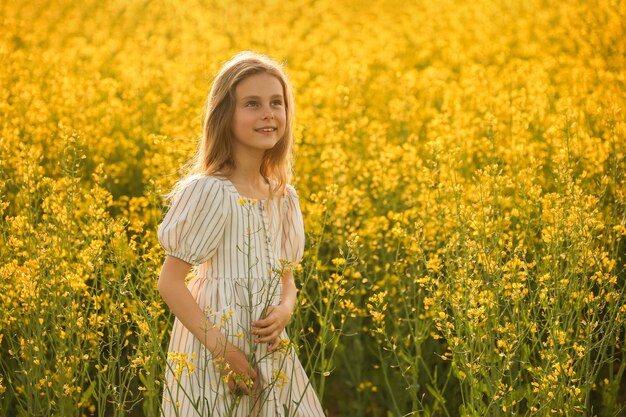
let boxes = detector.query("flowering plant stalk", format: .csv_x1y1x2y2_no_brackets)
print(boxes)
287,184,360,405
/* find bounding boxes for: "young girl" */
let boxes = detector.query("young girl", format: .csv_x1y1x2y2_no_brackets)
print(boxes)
157,51,326,417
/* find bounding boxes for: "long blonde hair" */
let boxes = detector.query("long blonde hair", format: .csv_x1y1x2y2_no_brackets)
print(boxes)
167,50,296,202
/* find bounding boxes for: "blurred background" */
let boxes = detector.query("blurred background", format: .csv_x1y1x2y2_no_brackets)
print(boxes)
1,0,625,415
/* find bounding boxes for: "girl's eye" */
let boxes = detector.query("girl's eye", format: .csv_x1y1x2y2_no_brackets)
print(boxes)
272,100,283,106
246,101,258,107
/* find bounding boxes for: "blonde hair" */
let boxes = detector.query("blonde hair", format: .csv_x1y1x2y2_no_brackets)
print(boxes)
167,50,296,202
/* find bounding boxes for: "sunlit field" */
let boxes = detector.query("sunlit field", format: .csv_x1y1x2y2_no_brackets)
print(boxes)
1,0,625,416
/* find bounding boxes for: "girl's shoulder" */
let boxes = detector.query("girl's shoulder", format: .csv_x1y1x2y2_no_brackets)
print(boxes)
284,183,298,198
184,173,228,188
169,173,228,201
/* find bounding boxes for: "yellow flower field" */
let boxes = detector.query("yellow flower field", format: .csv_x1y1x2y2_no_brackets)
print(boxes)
1,0,625,416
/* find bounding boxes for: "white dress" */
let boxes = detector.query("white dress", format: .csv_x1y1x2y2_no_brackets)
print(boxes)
157,174,325,417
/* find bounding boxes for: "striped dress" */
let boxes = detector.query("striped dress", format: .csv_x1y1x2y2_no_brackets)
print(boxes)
157,174,325,417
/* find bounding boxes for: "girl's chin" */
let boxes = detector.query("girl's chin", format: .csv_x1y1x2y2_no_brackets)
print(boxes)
255,139,279,150
235,141,279,153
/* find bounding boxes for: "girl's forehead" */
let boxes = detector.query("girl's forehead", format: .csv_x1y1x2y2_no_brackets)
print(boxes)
235,73,284,98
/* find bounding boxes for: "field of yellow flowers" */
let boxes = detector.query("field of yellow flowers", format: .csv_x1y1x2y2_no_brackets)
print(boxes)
1,0,625,416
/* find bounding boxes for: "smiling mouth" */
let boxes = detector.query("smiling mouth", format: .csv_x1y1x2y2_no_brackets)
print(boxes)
255,127,277,132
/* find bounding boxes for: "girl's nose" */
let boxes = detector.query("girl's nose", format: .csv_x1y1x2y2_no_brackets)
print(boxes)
262,106,275,119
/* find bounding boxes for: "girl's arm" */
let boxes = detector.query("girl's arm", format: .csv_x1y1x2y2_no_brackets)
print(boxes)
251,269,298,352
158,255,257,393
279,270,298,313
158,256,225,351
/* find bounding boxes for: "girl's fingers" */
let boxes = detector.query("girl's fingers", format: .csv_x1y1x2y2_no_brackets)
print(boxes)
227,373,254,396
268,338,280,351
254,330,275,342
252,312,276,328
252,306,281,327
237,380,250,395
253,323,276,336
251,317,270,328
255,331,279,344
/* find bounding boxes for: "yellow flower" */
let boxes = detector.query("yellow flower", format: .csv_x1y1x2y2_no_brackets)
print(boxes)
272,369,288,388
331,257,346,266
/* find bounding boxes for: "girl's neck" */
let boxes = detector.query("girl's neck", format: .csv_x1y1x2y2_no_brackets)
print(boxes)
224,151,270,199
228,170,267,188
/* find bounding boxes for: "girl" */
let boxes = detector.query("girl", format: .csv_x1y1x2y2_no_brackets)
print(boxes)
157,51,326,417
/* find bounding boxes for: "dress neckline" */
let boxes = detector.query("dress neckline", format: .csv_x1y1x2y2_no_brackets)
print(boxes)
213,175,275,202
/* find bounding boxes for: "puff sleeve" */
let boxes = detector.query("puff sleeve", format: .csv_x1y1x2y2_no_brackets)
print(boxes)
281,184,305,266
157,176,228,266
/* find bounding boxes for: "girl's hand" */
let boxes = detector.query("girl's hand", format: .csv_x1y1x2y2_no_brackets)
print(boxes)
213,342,258,395
251,305,292,352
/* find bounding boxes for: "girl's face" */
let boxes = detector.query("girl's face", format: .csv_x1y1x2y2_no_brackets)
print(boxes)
231,72,287,154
